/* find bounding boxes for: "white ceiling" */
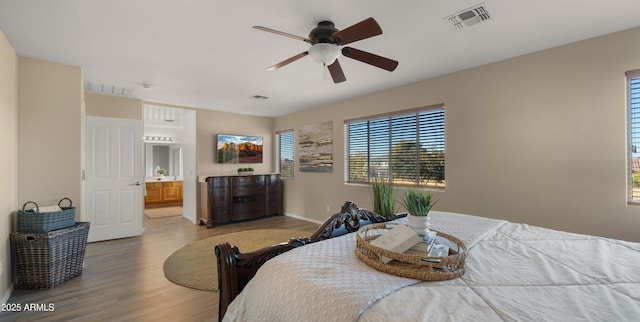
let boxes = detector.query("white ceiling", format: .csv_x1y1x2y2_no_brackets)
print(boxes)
143,104,186,141
1,0,639,117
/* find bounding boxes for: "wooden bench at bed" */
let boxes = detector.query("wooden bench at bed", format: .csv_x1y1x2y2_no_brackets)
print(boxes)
215,201,407,321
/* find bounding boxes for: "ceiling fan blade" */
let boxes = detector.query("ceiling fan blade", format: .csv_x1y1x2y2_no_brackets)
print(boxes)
342,47,398,71
327,59,346,83
332,17,382,45
253,26,313,44
267,52,309,71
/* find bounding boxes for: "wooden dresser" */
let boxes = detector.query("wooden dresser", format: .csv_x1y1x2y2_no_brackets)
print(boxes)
145,180,183,207
199,174,283,227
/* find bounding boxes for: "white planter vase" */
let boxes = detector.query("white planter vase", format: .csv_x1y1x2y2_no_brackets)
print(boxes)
407,214,430,236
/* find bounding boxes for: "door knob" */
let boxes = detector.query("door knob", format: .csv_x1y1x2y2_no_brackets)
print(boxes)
131,181,142,186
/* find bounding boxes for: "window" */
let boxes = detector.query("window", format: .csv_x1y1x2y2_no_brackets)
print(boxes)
346,104,445,188
278,130,294,178
627,70,640,202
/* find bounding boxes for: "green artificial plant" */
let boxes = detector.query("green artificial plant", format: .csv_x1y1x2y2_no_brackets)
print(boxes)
372,178,395,218
401,189,437,216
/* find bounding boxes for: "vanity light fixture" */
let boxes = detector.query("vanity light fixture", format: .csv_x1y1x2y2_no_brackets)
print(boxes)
144,136,176,142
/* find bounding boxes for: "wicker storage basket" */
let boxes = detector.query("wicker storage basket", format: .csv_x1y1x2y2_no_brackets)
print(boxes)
356,223,467,281
11,222,90,289
17,198,76,233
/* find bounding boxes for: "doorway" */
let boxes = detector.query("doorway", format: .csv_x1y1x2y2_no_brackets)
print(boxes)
143,105,196,223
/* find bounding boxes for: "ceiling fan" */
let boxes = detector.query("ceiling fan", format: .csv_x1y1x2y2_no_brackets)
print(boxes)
253,17,398,83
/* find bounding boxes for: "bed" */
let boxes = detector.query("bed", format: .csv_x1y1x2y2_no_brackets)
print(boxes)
215,201,640,321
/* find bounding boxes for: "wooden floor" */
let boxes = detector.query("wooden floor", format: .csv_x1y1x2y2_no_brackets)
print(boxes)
1,214,319,322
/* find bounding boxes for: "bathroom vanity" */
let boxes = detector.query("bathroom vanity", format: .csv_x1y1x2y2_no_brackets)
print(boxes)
145,179,183,207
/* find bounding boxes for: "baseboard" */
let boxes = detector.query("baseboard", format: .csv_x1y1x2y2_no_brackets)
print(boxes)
283,212,324,225
1,283,14,304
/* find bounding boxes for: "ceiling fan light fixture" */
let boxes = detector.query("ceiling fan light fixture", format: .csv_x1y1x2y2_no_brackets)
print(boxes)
308,43,340,65
255,17,397,83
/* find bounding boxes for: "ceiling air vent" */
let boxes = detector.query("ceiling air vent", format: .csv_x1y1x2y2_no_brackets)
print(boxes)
85,81,136,97
445,3,491,30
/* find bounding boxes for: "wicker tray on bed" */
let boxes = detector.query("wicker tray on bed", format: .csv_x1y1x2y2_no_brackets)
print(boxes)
355,223,467,281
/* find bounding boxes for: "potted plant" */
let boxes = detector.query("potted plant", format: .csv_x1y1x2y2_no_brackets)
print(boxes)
401,189,437,236
237,167,254,175
372,178,395,218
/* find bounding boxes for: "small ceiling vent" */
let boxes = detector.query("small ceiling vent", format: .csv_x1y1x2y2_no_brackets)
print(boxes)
86,81,136,97
445,3,491,30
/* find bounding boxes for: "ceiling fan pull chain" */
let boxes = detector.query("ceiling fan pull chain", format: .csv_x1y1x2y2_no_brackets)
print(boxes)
323,63,328,81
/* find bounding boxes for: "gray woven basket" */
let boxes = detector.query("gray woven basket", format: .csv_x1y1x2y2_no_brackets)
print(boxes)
17,198,76,233
11,222,90,289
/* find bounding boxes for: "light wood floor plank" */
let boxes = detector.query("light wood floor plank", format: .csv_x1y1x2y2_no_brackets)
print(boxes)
1,215,319,322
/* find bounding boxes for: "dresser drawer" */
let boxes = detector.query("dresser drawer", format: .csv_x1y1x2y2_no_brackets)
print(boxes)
208,176,231,188
232,175,265,196
232,202,266,221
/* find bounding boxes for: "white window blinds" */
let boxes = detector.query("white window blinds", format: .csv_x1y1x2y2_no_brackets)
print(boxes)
346,105,445,188
278,130,294,178
627,70,640,202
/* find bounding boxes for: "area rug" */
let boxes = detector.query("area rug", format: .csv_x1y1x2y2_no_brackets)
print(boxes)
163,229,310,291
144,206,183,219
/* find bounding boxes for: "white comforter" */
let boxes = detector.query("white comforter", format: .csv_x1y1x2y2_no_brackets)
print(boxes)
223,211,640,322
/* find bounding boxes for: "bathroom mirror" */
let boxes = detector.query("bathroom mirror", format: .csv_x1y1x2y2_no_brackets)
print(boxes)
145,143,183,178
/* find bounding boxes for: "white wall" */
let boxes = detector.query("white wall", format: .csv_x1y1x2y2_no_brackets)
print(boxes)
18,58,83,218
196,109,275,176
0,28,18,304
275,26,640,242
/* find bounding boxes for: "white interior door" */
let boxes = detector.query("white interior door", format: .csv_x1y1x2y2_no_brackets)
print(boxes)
85,116,144,242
